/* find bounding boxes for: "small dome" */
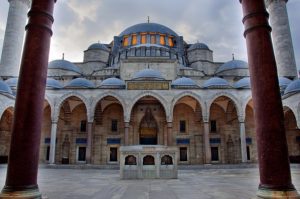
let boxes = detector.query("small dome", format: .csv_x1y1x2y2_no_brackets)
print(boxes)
233,77,251,89
278,77,292,89
171,77,199,88
133,69,164,80
215,60,248,74
203,77,231,88
46,78,63,89
87,43,109,51
284,79,300,95
119,23,178,37
48,59,81,74
5,77,18,87
100,77,125,89
188,42,210,51
0,80,13,95
65,78,95,88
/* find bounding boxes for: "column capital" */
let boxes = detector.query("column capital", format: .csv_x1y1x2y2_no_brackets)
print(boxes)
167,122,173,128
124,122,130,128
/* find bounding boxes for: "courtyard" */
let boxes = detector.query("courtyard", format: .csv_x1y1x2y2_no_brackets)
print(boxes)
1,165,300,199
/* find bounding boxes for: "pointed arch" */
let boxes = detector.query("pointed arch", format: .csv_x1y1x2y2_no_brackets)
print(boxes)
170,91,206,122
126,91,169,123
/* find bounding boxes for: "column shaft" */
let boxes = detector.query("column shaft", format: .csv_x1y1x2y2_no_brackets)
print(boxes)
124,122,129,145
239,122,247,163
203,122,211,164
86,122,93,164
0,0,56,198
167,122,172,146
49,122,57,164
240,0,299,197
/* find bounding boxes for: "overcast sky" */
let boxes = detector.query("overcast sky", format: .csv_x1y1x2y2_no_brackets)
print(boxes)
0,0,299,69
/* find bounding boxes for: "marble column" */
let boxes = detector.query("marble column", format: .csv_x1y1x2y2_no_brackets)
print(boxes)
167,122,172,146
0,0,31,77
239,122,247,163
203,122,211,164
0,0,56,198
86,122,93,164
49,121,57,164
265,0,297,78
240,0,299,198
124,122,129,145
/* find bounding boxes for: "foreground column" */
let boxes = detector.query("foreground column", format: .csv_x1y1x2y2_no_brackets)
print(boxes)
0,0,56,198
49,121,58,164
86,122,93,164
203,122,211,164
240,0,299,198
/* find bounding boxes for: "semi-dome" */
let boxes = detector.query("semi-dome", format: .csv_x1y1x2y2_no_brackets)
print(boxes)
233,77,251,89
203,77,231,88
215,60,248,74
188,42,210,51
171,77,199,88
99,77,125,89
46,78,63,89
64,78,95,88
87,43,109,51
284,79,300,95
0,80,13,95
5,77,18,87
278,77,292,89
119,23,178,37
48,59,81,74
133,69,164,80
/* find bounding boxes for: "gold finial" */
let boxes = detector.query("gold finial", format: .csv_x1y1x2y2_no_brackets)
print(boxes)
232,53,235,60
147,16,150,23
62,53,65,60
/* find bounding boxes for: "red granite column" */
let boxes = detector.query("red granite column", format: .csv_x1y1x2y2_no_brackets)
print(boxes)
0,0,56,198
240,0,299,198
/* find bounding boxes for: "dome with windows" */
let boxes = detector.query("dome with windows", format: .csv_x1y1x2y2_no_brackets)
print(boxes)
99,77,125,89
65,78,95,88
233,77,251,89
188,42,210,51
215,60,248,74
203,77,231,88
48,59,81,74
133,69,164,80
87,43,109,51
171,77,199,88
0,80,13,95
284,79,300,96
119,23,178,37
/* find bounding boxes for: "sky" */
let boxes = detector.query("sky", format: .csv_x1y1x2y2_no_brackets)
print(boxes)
0,0,299,69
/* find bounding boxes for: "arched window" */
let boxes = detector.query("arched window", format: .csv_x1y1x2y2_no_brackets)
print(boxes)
141,33,147,44
160,35,165,45
168,36,174,47
143,155,155,165
131,34,137,45
161,155,173,165
123,36,129,46
125,155,137,165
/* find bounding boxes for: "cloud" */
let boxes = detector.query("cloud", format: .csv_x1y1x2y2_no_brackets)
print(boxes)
0,0,299,70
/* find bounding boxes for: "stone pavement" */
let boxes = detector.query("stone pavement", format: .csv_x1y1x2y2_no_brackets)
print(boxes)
1,165,300,199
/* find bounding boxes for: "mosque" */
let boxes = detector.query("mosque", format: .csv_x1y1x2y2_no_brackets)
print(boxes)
0,0,299,166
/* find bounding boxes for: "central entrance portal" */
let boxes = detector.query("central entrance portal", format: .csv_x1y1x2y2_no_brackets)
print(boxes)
140,107,157,145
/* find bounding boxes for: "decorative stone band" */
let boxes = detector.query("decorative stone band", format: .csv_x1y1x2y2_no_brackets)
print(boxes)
0,185,41,198
26,9,55,36
242,11,272,38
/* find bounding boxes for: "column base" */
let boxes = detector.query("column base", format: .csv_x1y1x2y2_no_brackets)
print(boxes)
0,185,42,199
257,188,300,198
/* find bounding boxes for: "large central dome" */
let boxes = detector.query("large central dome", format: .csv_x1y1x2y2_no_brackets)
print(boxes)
119,23,178,37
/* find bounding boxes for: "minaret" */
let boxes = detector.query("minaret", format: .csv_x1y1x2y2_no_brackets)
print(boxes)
0,0,31,77
265,0,297,79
